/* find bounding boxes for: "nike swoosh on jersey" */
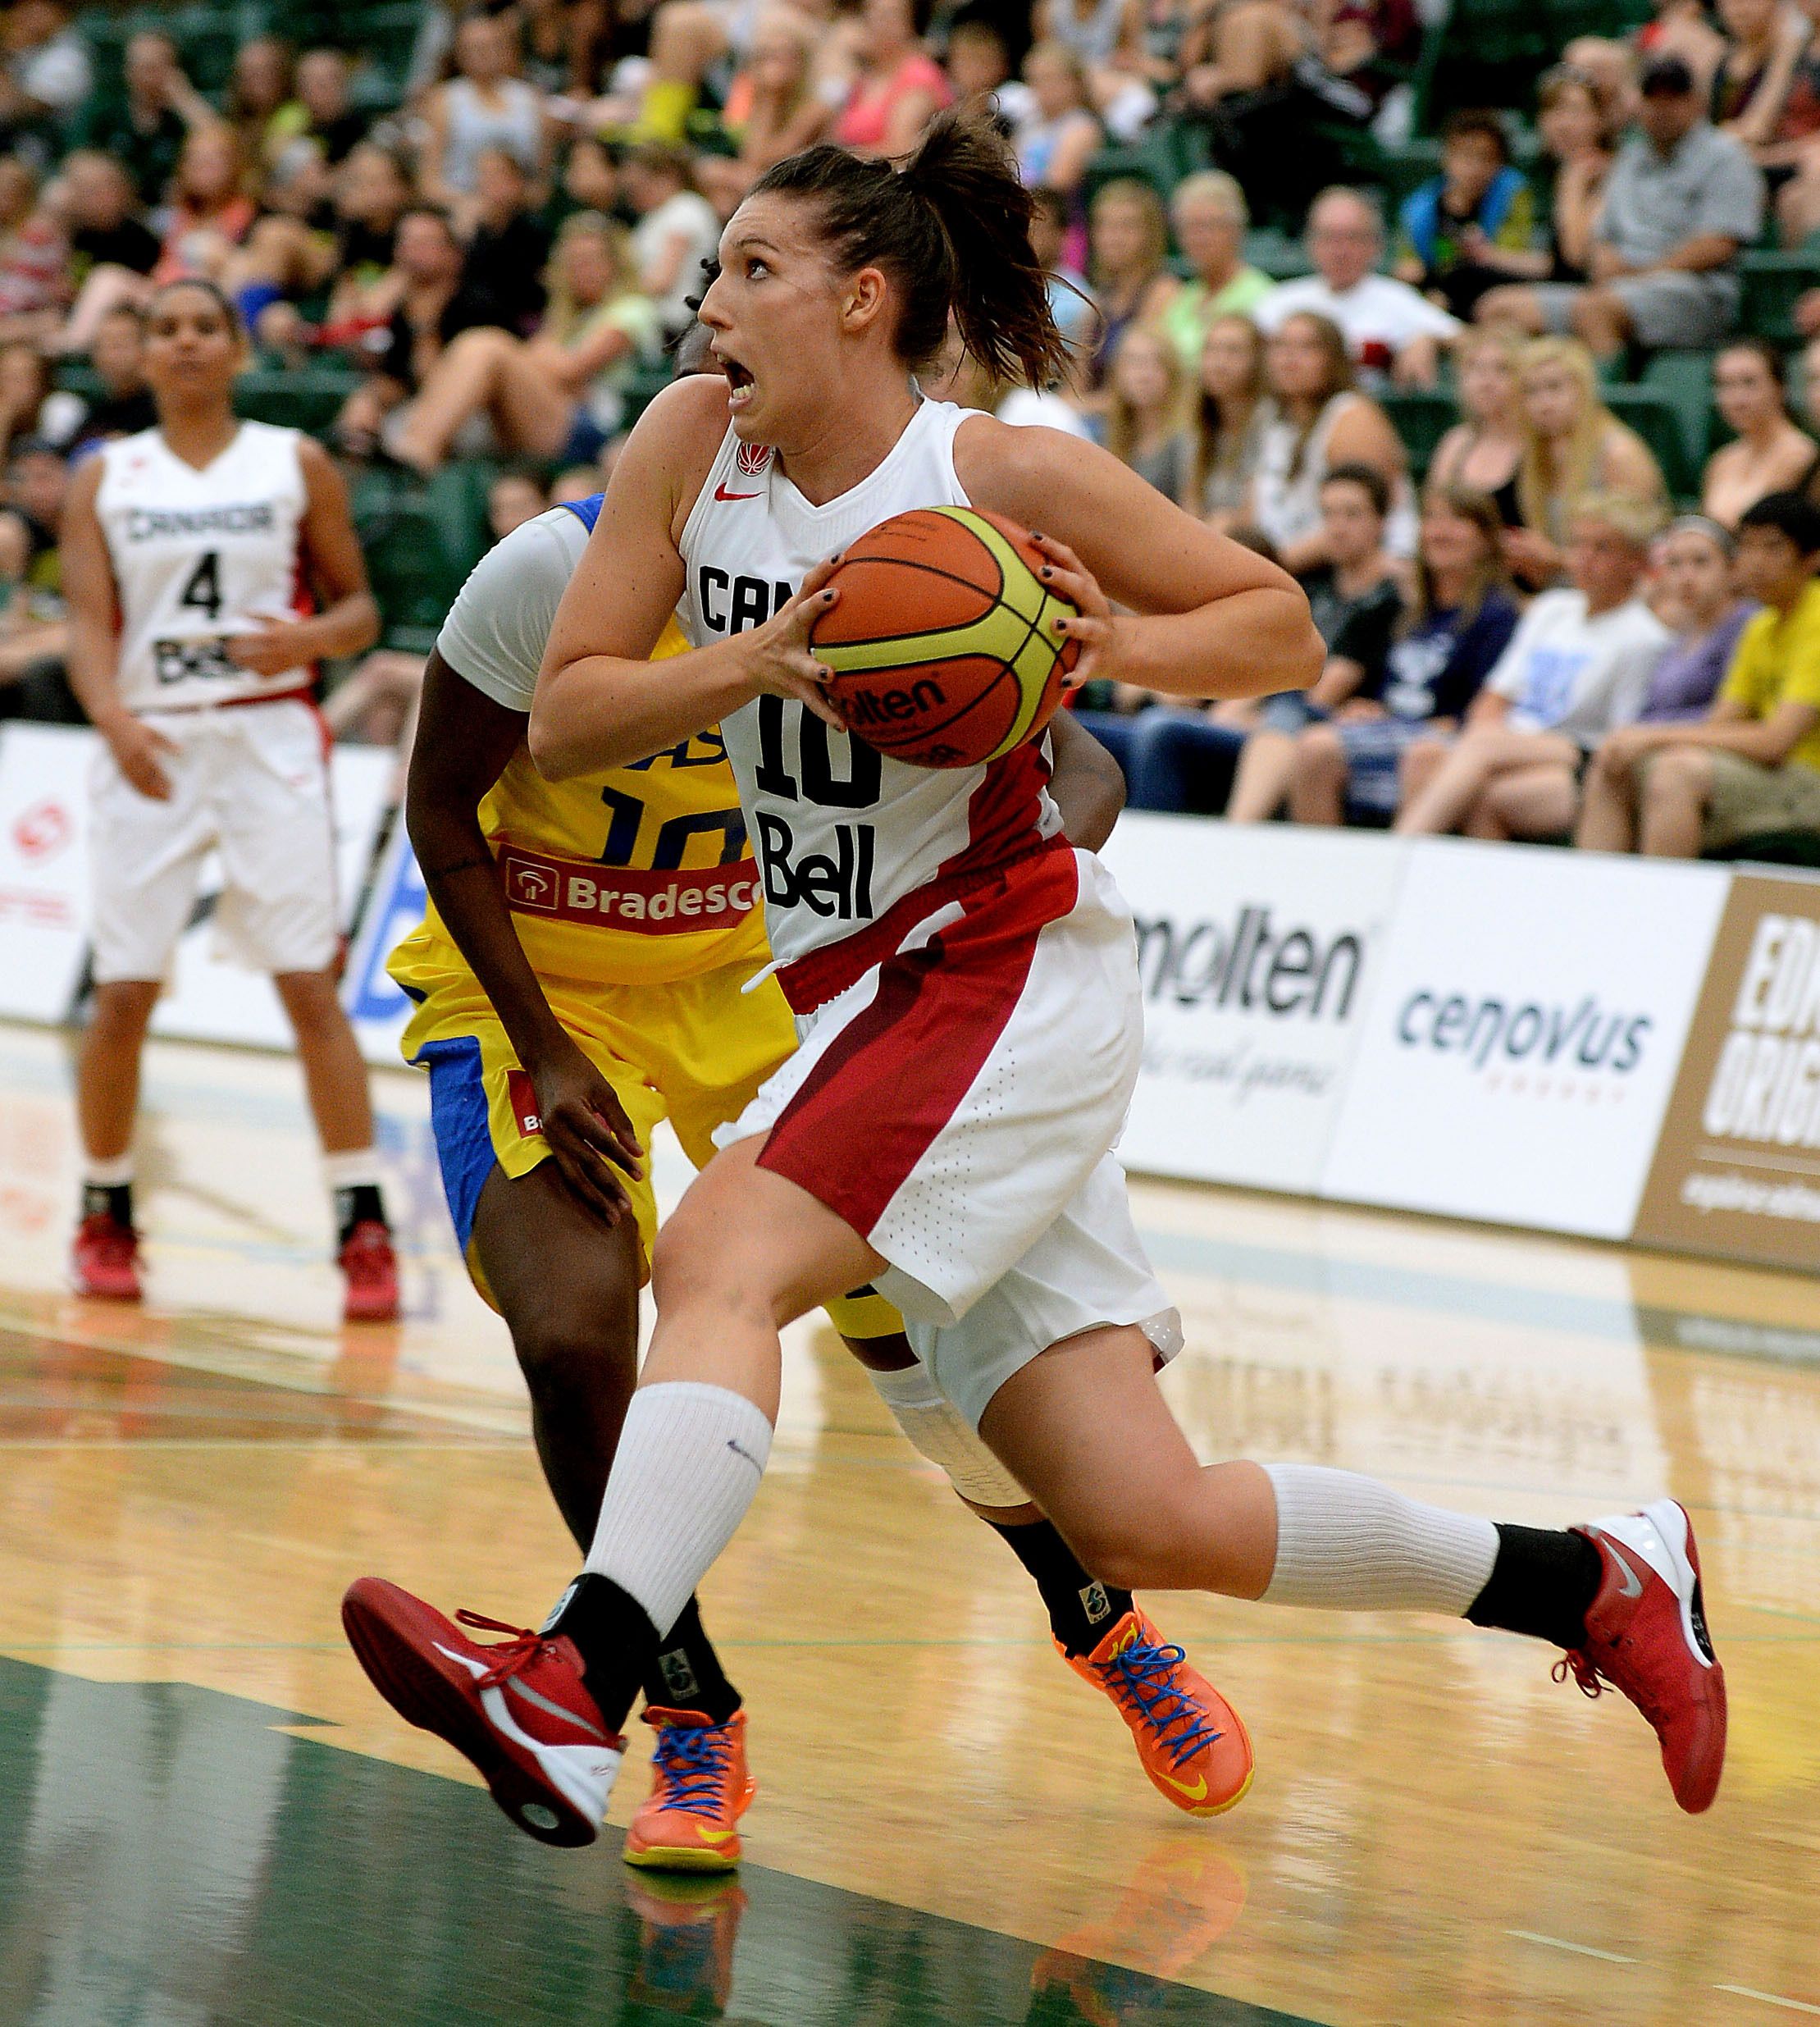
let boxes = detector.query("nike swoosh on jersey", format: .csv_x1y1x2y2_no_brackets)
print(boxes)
714,483,762,501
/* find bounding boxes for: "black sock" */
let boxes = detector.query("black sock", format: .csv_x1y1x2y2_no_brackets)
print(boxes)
639,1596,741,1723
545,1572,661,1733
990,1518,1130,1657
1466,1524,1603,1650
334,1182,387,1248
83,1181,134,1227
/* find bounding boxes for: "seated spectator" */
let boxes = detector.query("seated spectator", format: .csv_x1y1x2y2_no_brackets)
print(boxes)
945,16,1030,135
1635,0,1726,95
1394,110,1535,324
1250,309,1411,572
217,148,341,347
319,144,417,350
623,144,723,344
1709,0,1804,157
1576,490,1820,853
386,210,660,472
1177,0,1302,116
0,502,68,720
1257,187,1459,390
1105,327,1190,497
295,49,371,168
1768,7,1820,241
1396,492,1672,838
1521,57,1763,363
226,36,308,175
1225,462,1405,819
833,0,954,158
1084,177,1179,390
521,0,608,96
462,147,552,336
0,341,58,468
698,9,833,212
52,152,162,355
1427,326,1524,526
419,9,551,212
1507,336,1665,589
1014,42,1102,212
1027,188,1097,384
0,158,63,345
153,126,259,288
1324,0,1420,109
1187,311,1268,521
1567,34,1644,130
487,468,551,541
6,433,68,596
1476,66,1619,331
1036,0,1152,138
1704,340,1818,528
46,304,155,451
76,31,214,208
0,0,91,169
1156,171,1272,373
1270,487,1521,827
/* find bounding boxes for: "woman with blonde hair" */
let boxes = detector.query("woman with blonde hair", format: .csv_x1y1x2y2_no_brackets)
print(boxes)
1186,312,1268,521
1104,325,1191,497
1085,176,1179,389
698,9,832,210
1507,336,1663,587
1427,325,1525,524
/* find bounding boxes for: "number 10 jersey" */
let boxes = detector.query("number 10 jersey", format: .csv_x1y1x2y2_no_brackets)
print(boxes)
95,421,312,711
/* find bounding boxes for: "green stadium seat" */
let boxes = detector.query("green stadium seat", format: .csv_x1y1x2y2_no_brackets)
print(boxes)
232,369,361,436
1739,251,1820,346
1603,386,1701,500
1379,387,1455,481
1640,351,1721,477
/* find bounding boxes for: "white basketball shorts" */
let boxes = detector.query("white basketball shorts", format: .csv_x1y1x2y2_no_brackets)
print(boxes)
89,697,340,984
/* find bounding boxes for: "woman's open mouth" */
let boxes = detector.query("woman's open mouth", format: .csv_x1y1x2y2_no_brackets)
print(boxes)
719,354,755,413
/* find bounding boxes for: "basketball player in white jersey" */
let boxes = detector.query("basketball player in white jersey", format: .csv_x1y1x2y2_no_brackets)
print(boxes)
62,280,400,1321
343,116,1727,1842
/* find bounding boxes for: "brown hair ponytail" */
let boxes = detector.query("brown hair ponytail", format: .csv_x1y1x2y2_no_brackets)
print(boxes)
750,110,1068,390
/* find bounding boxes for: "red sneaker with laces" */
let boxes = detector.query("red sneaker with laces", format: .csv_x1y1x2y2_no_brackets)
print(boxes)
625,1707,756,1872
339,1220,399,1322
340,1577,624,1845
71,1211,142,1301
1555,1498,1726,1814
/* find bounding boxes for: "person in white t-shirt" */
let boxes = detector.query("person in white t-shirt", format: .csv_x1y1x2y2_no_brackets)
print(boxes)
623,142,725,341
1394,491,1671,838
1255,187,1460,390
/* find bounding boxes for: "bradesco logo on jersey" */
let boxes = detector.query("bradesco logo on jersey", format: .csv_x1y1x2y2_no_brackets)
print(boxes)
1102,818,1410,1194
1635,871,1820,1270
1321,840,1729,1239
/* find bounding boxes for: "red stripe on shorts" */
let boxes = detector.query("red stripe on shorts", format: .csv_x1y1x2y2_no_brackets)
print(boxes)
757,847,1080,1239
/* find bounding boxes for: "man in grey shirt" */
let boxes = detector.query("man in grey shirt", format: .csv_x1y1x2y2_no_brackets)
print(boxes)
1533,55,1763,359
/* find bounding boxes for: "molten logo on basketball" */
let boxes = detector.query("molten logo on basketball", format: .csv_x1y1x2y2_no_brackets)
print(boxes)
836,676,947,728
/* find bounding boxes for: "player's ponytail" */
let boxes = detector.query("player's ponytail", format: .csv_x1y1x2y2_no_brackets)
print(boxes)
751,111,1066,390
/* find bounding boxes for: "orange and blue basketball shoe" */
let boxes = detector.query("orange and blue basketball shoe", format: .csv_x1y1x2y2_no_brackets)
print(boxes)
341,1577,623,1845
1065,1610,1253,1817
1554,1498,1726,1814
626,1707,756,1872
625,1873,748,2016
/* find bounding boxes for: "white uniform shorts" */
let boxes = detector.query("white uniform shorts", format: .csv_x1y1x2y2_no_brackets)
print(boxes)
89,697,340,985
718,845,1182,1428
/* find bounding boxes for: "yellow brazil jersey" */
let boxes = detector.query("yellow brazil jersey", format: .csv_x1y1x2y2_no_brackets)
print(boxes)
390,615,769,994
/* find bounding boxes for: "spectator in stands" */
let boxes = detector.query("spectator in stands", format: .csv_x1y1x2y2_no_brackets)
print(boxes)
1176,0,1301,116
1704,340,1818,528
623,144,723,343
152,126,258,288
1396,491,1672,839
0,1,91,168
945,17,1027,135
1635,0,1726,96
319,144,417,351
226,36,307,176
1085,177,1178,390
295,50,371,168
1250,309,1411,572
1576,490,1820,853
1566,35,1644,132
1187,311,1268,521
1324,0,1420,110
1769,7,1820,241
698,9,833,211
217,149,340,348
1105,327,1191,498
1507,336,1664,589
1156,171,1271,372
1427,327,1524,527
521,0,609,96
1270,486,1520,827
487,469,551,542
462,147,552,335
1225,461,1404,819
0,158,64,346
385,211,659,473
6,434,67,595
1394,111,1535,324
1027,189,1097,382
832,0,954,158
0,501,66,716
1036,0,1152,138
419,8,551,212
47,304,155,452
52,153,161,355
1474,66,1618,332
1709,0,1804,154
1014,43,1102,212
79,32,215,208
1530,56,1763,363
1257,187,1459,390
0,342,57,470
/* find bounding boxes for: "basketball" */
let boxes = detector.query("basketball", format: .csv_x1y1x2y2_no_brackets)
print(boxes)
807,506,1081,769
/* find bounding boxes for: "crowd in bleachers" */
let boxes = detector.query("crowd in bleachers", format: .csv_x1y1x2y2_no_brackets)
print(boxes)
0,0,1815,861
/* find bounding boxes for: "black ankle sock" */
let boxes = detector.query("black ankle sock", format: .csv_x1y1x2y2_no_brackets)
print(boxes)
83,1181,133,1227
1466,1524,1604,1650
545,1572,660,1733
640,1596,741,1723
335,1183,387,1248
989,1518,1130,1658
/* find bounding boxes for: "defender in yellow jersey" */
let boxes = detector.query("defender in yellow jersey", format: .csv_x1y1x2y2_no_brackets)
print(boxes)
391,492,1231,1872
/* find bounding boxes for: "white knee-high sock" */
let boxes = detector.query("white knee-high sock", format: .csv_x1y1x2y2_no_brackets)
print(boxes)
582,1381,773,1639
1262,1463,1498,1615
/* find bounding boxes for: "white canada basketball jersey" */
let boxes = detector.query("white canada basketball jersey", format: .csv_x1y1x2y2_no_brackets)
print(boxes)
96,421,312,711
679,398,1061,972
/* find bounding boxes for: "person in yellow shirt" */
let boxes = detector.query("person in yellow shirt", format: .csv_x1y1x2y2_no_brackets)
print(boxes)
1577,489,1820,855
388,486,1244,1879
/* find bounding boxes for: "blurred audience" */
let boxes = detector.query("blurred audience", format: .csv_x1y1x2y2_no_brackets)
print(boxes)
1703,338,1817,527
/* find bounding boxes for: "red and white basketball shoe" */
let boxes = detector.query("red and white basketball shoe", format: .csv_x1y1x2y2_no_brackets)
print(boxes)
341,1577,623,1845
1556,1498,1726,1814
71,1211,142,1301
339,1221,399,1322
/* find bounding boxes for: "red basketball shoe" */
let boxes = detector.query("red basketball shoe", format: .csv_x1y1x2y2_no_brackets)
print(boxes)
341,1577,623,1844
625,1707,756,1872
71,1211,142,1301
1555,1499,1726,1814
339,1220,399,1322
1065,1609,1253,1817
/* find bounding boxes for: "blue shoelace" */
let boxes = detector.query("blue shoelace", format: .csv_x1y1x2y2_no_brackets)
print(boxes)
1102,1638,1223,1769
652,1722,734,1815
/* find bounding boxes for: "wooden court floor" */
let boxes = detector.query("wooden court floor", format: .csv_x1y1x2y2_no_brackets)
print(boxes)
0,1018,1815,2026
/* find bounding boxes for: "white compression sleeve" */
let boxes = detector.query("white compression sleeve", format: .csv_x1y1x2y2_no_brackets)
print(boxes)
865,1360,1029,1509
1262,1463,1498,1616
583,1382,773,1637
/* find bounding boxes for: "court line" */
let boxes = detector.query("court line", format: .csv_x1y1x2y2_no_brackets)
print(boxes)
1507,1929,1637,1965
1715,1987,1820,2016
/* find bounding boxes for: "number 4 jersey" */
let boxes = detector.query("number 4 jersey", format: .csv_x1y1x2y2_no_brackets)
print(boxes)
95,421,316,710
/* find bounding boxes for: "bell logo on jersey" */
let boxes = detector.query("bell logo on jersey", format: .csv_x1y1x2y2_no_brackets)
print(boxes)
755,811,875,921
